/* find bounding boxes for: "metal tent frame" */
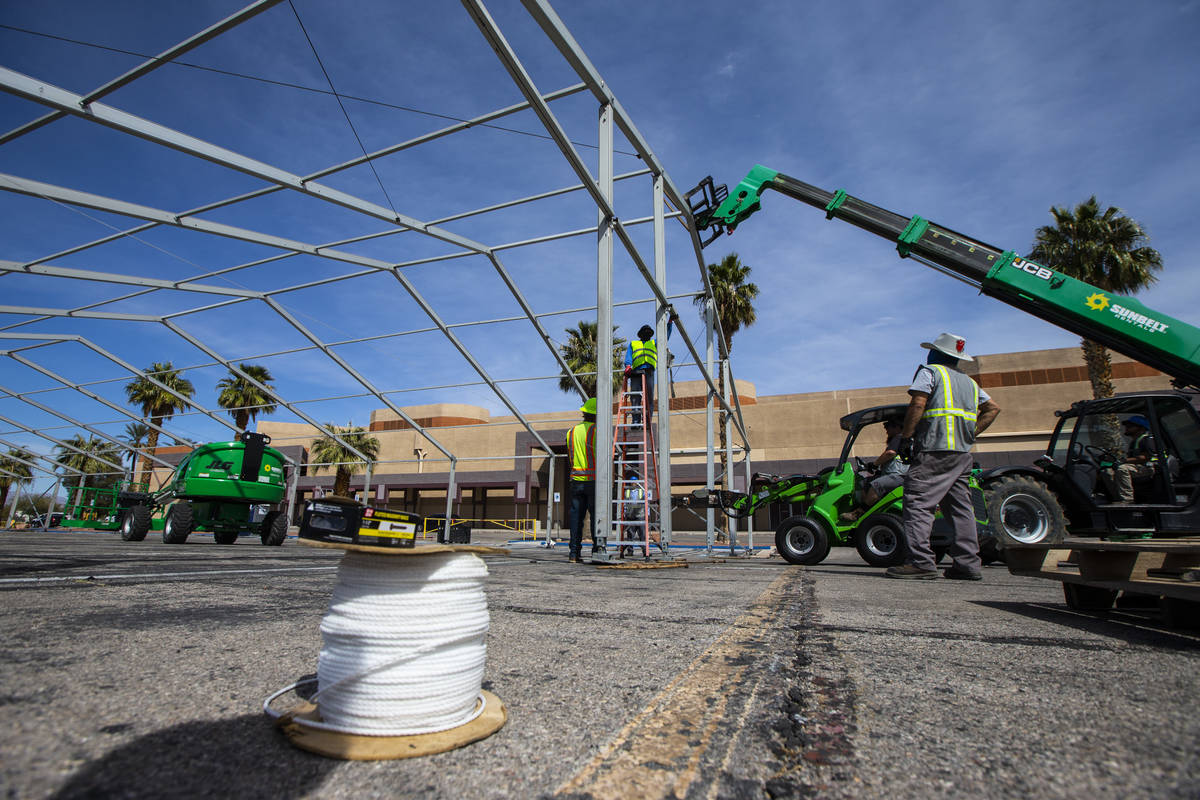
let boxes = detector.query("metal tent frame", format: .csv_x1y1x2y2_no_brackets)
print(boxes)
0,0,752,549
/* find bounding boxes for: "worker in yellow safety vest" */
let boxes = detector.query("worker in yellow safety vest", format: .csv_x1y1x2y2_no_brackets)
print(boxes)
623,313,675,426
889,332,1001,582
566,397,597,563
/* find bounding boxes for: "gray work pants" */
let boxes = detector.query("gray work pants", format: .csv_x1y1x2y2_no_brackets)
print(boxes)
902,450,978,572
1101,462,1155,502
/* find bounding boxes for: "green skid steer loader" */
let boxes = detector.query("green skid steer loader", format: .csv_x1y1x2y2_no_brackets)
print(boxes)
680,404,1000,567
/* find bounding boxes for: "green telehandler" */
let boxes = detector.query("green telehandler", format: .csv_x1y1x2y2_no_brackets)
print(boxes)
685,166,1200,554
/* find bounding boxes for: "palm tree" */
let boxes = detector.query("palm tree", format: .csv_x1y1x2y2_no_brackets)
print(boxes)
557,321,627,398
0,447,35,517
309,424,381,498
216,363,278,434
122,422,149,482
125,362,194,488
1030,197,1163,399
693,252,760,492
55,436,123,485
55,436,124,513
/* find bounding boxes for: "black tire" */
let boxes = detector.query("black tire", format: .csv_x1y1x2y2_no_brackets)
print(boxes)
260,510,287,546
985,476,1067,548
213,530,239,545
119,504,151,542
1063,582,1117,611
853,514,906,567
162,502,194,544
775,515,830,565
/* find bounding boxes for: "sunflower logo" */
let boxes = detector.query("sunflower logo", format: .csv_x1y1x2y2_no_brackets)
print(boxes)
1085,293,1110,312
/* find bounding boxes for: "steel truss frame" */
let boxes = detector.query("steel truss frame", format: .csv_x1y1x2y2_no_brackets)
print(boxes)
0,0,751,547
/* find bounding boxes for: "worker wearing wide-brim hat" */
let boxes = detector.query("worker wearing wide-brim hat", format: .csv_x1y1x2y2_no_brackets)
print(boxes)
566,398,598,563
888,332,1002,581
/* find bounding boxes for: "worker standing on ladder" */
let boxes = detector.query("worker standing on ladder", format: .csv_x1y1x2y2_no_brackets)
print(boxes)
623,312,676,426
567,398,598,564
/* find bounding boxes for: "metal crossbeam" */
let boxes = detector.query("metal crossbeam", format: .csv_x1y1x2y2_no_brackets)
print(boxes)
0,1,752,544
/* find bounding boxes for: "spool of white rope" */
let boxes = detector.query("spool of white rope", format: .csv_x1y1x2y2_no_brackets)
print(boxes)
311,550,491,736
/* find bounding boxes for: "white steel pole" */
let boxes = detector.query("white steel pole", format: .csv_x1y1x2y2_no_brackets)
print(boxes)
705,300,716,554
544,453,555,548
745,454,754,551
724,357,736,553
444,459,458,541
593,102,614,558
654,175,672,548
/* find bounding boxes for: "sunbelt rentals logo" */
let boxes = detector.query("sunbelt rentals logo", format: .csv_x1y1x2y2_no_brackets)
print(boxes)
1084,291,1169,334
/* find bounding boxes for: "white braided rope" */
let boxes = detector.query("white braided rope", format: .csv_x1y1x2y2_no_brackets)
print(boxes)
307,550,491,735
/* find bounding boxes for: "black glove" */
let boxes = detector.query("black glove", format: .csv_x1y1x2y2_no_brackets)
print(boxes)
866,461,880,475
897,437,915,464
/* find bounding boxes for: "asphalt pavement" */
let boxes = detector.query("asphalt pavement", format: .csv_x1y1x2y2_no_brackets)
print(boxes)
0,529,1196,799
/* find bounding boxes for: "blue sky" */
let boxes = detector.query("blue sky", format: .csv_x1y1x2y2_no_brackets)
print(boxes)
1,0,1198,490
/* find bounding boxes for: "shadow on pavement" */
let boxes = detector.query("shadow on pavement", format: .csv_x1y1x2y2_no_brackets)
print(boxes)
973,599,1200,651
53,713,336,800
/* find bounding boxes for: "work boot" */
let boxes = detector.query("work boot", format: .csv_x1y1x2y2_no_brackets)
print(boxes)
942,566,982,581
838,508,864,524
885,563,939,580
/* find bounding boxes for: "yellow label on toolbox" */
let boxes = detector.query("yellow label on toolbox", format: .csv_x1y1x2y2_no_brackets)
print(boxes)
358,507,417,546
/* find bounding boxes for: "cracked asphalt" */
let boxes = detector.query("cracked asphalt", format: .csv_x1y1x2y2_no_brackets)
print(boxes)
1,529,1197,799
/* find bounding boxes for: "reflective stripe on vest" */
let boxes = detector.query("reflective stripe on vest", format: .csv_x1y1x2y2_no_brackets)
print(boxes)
568,421,595,481
1131,432,1159,463
631,339,657,369
919,364,980,452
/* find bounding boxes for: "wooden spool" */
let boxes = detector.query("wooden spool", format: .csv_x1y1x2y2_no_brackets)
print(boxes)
274,538,510,760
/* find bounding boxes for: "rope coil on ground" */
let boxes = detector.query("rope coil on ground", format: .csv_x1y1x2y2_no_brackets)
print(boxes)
266,550,492,736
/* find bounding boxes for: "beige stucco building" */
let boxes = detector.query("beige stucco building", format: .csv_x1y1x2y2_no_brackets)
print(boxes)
256,346,1171,532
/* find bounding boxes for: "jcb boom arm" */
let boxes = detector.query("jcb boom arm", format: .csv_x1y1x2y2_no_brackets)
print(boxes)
687,165,1200,390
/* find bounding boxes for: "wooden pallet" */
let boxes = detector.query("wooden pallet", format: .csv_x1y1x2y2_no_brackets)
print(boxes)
1005,538,1200,617
596,560,688,570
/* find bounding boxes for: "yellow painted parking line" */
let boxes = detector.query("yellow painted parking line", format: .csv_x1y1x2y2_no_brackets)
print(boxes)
555,570,797,798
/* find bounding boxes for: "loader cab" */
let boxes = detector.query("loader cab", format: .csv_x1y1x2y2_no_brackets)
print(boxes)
1047,392,1200,512
836,404,909,469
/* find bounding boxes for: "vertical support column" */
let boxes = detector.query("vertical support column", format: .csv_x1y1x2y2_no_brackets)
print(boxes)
5,483,20,527
594,102,614,556
49,477,61,531
443,458,458,541
705,300,716,554
653,175,672,547
724,358,736,553
744,454,754,550
362,463,373,506
285,463,298,526
544,451,555,547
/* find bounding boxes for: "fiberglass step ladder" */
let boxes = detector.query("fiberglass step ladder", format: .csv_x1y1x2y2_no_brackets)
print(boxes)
611,371,665,558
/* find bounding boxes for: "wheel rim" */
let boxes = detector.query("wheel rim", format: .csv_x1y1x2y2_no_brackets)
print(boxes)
864,524,898,557
121,515,131,535
999,493,1049,544
785,525,814,555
